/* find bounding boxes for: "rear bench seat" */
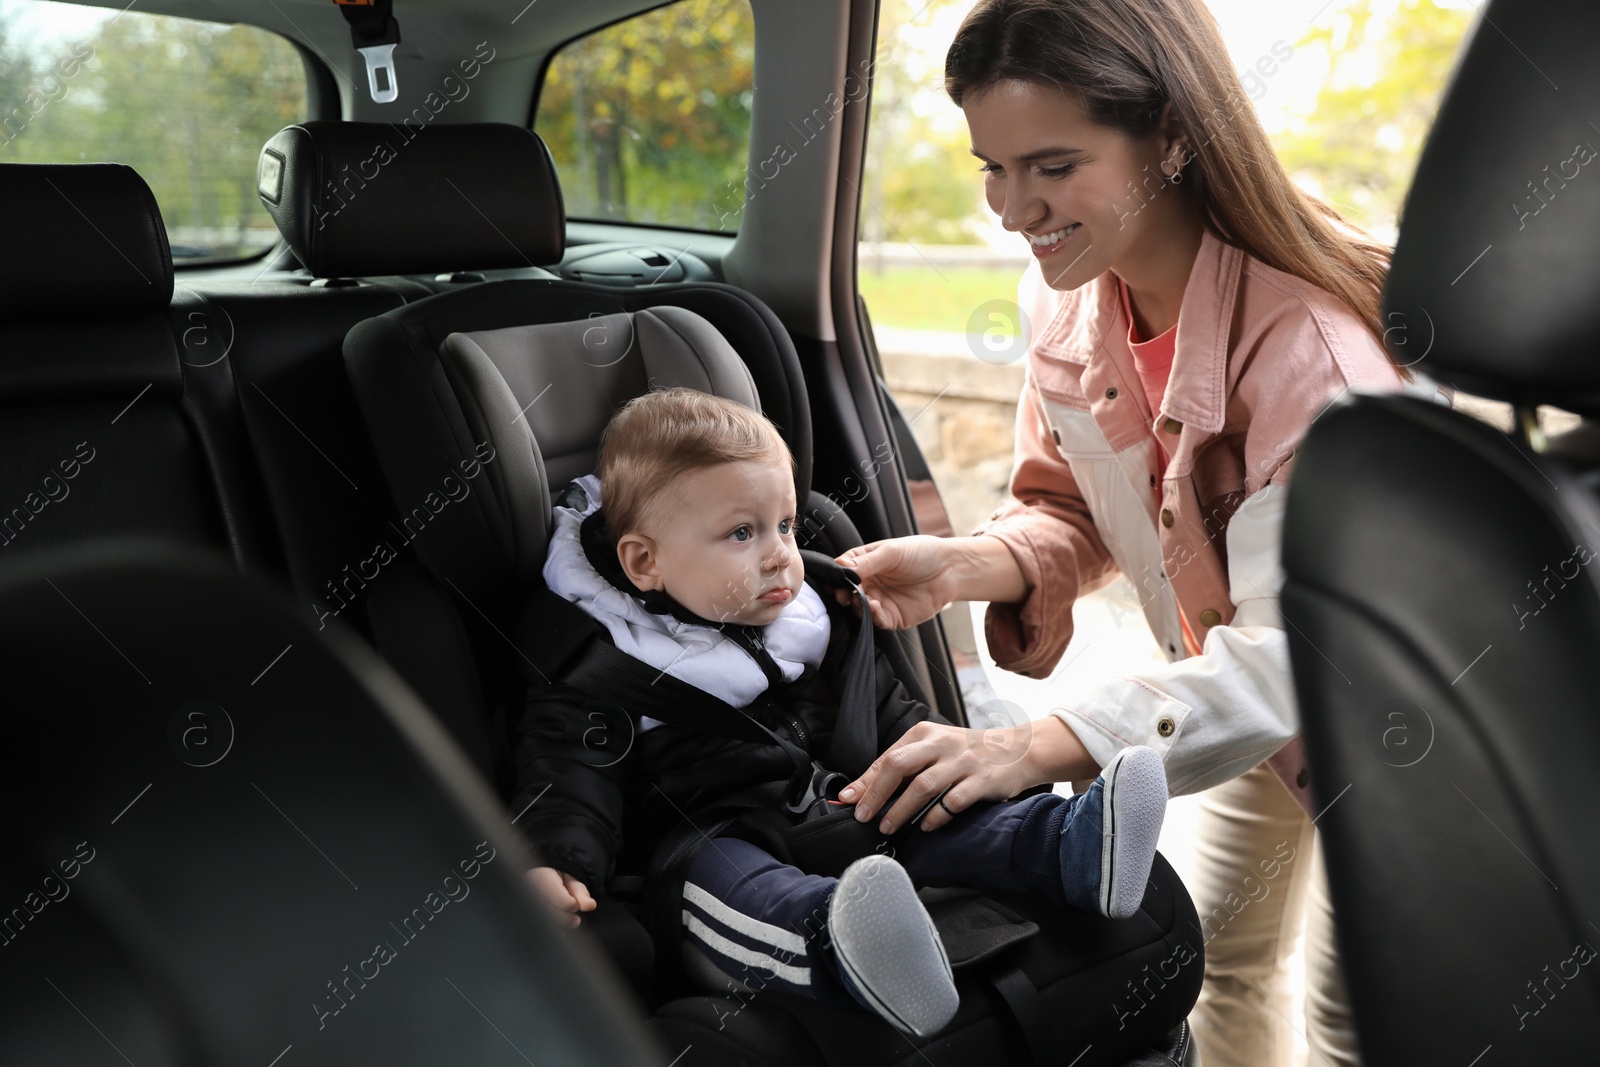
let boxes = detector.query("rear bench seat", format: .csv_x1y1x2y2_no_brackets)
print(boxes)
0,162,282,575
0,158,510,787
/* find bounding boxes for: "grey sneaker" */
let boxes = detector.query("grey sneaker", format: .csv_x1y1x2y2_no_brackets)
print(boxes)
827,854,959,1039
1088,745,1168,919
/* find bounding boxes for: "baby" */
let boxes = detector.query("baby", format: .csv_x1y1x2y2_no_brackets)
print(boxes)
512,387,1167,1039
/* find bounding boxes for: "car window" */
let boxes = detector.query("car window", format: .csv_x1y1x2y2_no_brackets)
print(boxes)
0,0,307,265
534,0,754,233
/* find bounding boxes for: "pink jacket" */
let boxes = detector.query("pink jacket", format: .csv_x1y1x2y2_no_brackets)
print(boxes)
974,230,1438,805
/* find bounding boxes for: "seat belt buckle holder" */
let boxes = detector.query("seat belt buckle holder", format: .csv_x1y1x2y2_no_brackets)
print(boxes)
357,42,399,103
335,0,401,104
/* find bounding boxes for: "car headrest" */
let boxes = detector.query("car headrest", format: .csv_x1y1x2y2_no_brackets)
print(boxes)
1385,0,1600,413
436,306,762,588
0,163,173,321
258,121,565,278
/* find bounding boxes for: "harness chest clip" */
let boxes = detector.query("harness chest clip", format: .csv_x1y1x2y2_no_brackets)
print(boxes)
785,761,847,818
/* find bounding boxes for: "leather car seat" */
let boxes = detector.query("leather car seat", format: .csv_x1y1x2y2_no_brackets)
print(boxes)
1281,1,1600,1061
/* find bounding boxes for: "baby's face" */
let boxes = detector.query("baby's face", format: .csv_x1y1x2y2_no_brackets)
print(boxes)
637,457,803,626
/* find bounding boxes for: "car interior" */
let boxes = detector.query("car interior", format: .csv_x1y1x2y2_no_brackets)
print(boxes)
3,0,1589,1062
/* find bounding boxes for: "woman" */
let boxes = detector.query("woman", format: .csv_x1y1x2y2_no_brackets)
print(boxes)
834,1,1438,1064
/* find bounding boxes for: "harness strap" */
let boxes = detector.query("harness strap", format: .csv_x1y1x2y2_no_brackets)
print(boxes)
801,552,878,780
989,964,1061,1065
516,584,811,767
514,551,881,786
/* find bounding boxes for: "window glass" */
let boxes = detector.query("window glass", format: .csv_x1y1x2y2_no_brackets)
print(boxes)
535,0,754,232
0,0,307,264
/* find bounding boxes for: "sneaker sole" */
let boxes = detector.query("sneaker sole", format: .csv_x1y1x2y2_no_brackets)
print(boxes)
1101,746,1168,919
830,855,958,1039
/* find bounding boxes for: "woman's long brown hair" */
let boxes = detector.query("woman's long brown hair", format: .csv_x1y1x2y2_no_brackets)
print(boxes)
946,0,1410,378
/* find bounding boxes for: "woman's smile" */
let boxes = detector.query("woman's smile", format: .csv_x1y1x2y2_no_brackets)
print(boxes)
1027,224,1080,258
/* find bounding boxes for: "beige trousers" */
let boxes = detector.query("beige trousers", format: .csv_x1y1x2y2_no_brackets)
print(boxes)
1187,763,1362,1067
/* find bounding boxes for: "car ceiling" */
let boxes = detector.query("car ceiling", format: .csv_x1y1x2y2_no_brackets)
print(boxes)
51,0,667,63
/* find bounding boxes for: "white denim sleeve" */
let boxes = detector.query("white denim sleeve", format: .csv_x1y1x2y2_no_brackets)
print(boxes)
1048,484,1298,796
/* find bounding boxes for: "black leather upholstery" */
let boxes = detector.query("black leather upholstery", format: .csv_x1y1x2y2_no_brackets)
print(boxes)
0,544,661,1066
1282,1,1600,1060
1384,0,1600,411
0,163,172,320
0,164,276,575
259,121,565,277
1284,396,1600,1063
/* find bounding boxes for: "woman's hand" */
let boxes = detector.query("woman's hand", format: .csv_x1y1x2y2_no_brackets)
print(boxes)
837,716,1099,832
525,866,597,928
834,535,961,630
834,534,1030,630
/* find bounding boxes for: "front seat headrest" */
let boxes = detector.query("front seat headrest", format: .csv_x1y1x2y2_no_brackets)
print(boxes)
0,163,173,321
258,121,565,278
1385,0,1600,413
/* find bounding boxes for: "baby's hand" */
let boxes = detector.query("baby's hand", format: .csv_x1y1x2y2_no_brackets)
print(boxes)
525,866,598,927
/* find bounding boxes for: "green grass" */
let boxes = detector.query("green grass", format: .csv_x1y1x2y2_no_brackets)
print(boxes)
856,265,1027,335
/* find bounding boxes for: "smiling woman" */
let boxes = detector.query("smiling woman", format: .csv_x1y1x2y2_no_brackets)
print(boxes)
833,2,1450,1066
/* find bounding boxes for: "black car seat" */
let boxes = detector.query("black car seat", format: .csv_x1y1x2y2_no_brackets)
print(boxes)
1280,1,1600,1062
0,162,281,574
268,121,1204,1065
0,543,663,1066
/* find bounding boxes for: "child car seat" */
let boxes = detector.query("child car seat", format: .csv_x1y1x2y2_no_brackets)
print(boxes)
258,121,1206,1065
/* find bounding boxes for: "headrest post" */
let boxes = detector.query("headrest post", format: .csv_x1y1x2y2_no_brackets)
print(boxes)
1515,405,1548,453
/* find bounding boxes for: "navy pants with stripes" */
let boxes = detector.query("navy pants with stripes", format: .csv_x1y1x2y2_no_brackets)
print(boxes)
681,792,1061,1006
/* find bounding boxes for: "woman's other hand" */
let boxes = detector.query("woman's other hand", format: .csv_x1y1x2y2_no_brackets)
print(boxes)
836,716,1099,832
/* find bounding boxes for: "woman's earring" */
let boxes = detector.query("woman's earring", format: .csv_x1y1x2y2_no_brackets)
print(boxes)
1165,154,1186,184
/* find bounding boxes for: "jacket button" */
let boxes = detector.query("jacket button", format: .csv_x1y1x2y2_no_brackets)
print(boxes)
1160,507,1174,528
1051,428,1061,445
1157,717,1176,737
1199,608,1221,627
1162,417,1183,434
1297,767,1309,789
1106,387,1118,399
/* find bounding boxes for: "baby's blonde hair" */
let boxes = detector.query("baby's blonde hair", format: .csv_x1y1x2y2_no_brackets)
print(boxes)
596,387,794,547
